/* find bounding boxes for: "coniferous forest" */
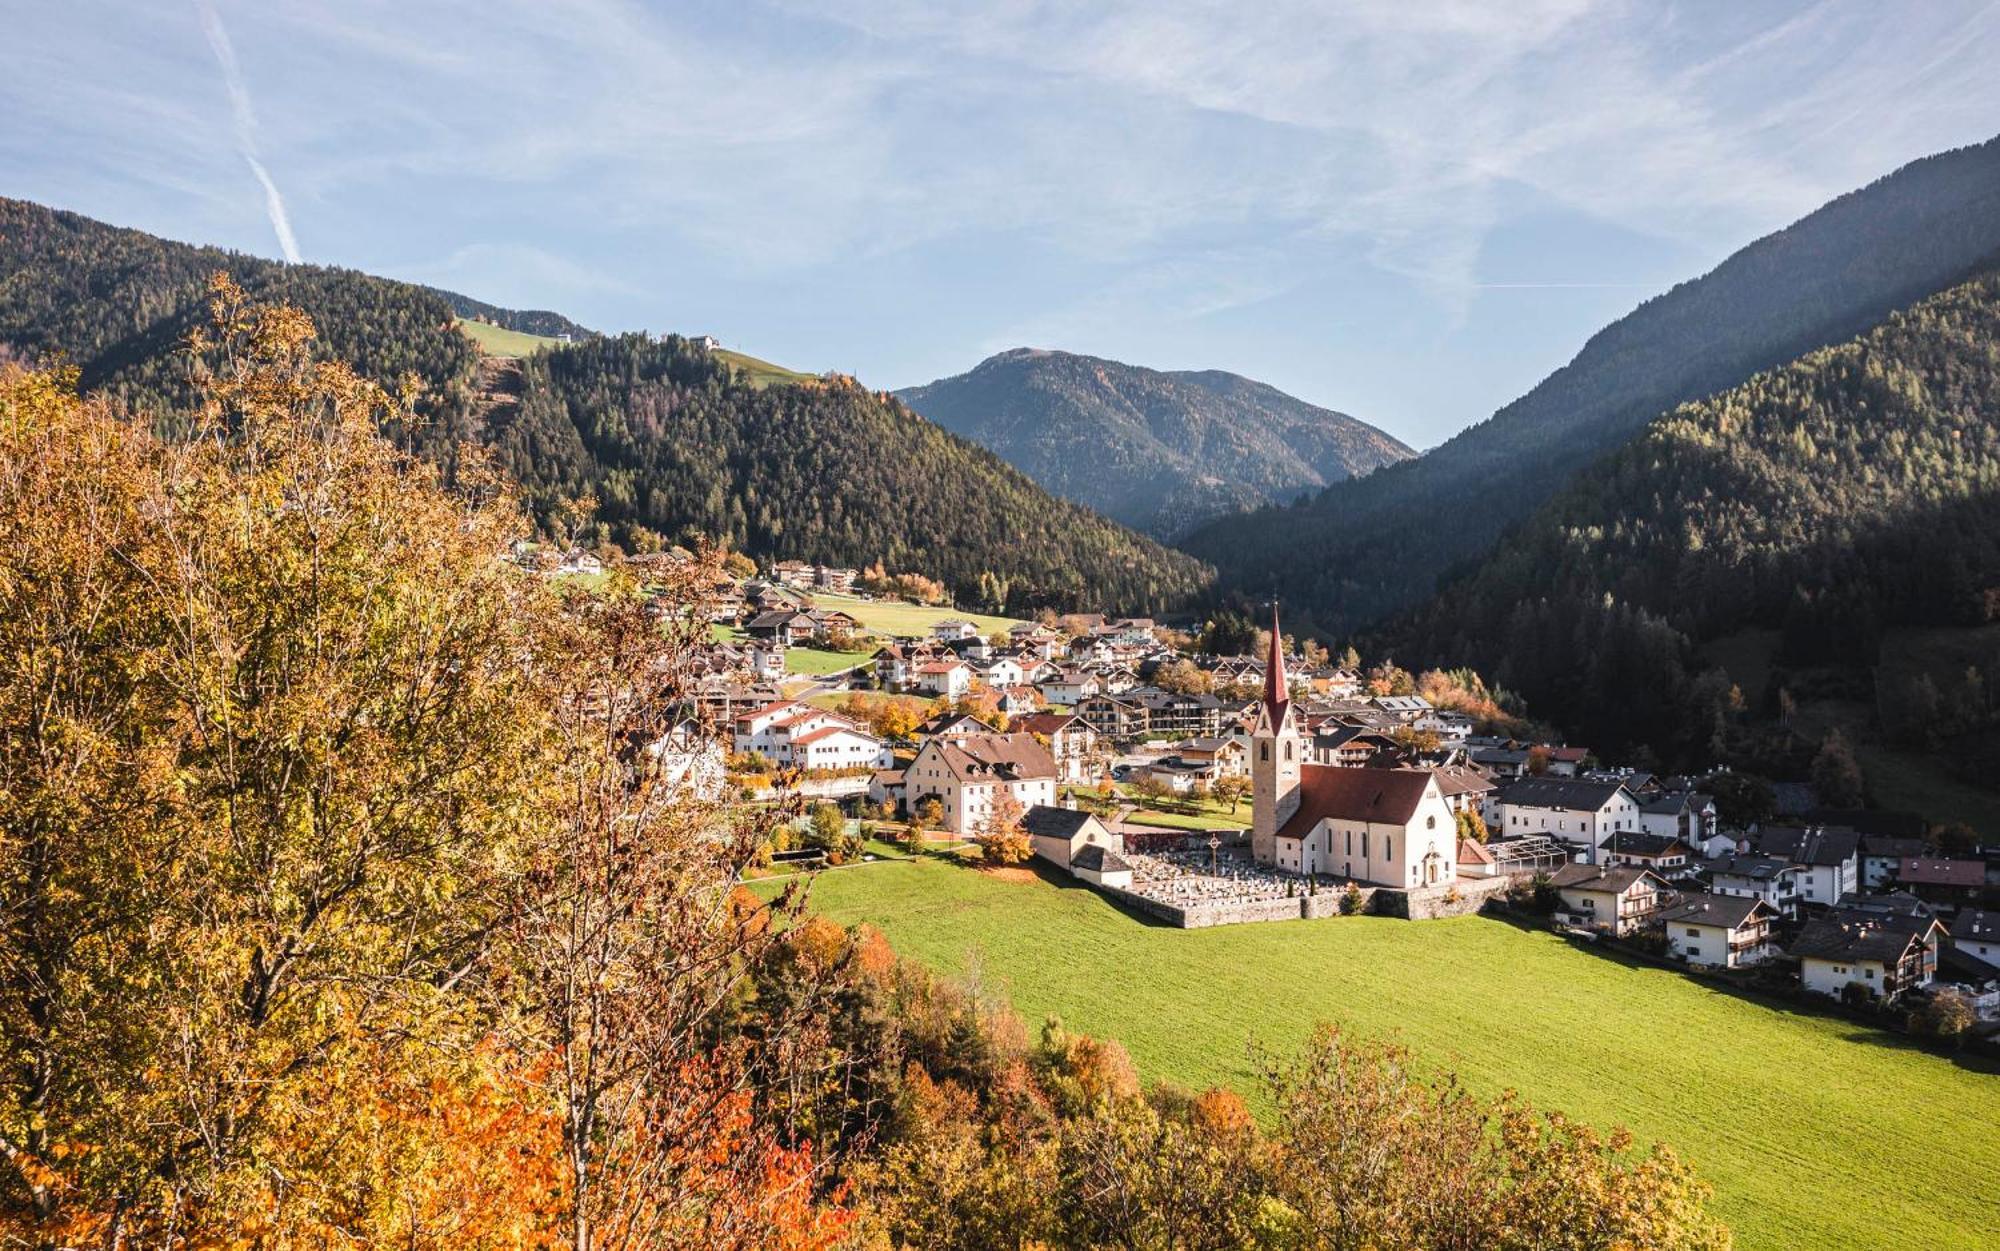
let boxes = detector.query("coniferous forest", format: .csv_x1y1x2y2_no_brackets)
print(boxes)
0,197,1209,615
1389,267,2000,772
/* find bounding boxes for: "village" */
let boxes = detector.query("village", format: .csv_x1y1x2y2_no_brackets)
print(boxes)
528,547,2000,1044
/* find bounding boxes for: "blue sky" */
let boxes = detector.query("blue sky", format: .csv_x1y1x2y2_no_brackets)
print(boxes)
4,1,1999,447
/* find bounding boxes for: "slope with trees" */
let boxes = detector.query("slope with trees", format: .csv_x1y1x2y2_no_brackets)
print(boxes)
499,333,1213,612
1183,134,2000,636
897,347,1411,538
1388,267,2000,790
0,197,1208,614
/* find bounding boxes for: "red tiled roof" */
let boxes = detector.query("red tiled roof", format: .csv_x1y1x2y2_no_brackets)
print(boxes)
1899,857,1985,887
1275,765,1437,840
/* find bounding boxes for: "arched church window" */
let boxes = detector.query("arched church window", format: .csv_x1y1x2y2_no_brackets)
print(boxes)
1283,742,1293,761
1427,816,1436,830
1260,743,1270,762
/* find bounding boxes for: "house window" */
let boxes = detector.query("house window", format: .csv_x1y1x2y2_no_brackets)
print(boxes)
1686,928,1701,938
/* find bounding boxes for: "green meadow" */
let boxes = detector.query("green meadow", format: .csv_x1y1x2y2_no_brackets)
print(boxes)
773,857,2000,1251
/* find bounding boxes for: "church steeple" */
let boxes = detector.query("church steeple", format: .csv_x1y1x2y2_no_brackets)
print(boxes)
1262,600,1288,720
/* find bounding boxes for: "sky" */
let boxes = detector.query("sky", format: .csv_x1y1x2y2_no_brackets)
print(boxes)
4,2,1999,448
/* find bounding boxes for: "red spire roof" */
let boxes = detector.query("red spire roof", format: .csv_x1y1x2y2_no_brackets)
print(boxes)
1263,601,1288,719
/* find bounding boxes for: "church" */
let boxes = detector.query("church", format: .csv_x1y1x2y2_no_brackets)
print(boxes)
1251,607,1459,889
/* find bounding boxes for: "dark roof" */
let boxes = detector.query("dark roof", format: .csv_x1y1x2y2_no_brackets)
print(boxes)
1013,712,1080,736
1710,854,1795,883
1638,790,1713,816
1951,907,1999,943
1431,764,1495,797
1597,830,1689,859
1656,893,1772,931
1791,915,1929,965
1899,857,1985,887
1861,835,1929,859
1274,766,1439,840
1750,825,1861,868
1549,862,1663,895
1021,805,1099,839
1071,844,1134,874
1495,777,1630,812
1836,890,1932,917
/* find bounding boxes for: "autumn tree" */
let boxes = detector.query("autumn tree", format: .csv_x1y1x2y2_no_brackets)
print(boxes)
1810,728,1866,807
973,791,1032,867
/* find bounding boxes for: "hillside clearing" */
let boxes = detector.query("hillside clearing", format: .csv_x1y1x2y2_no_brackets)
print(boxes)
455,318,567,356
769,858,2000,1251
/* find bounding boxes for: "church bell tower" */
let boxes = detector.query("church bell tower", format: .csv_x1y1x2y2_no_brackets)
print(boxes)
1250,602,1302,866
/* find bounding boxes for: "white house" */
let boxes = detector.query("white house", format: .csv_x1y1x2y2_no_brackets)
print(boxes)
913,660,973,698
1637,791,1717,845
1548,863,1669,937
1656,893,1778,968
1750,826,1860,911
931,618,980,642
1709,854,1805,920
1487,777,1641,862
1793,911,1941,1001
904,732,1058,834
732,701,887,770
1038,668,1101,707
978,657,1027,688
1250,608,1456,889
1013,711,1101,784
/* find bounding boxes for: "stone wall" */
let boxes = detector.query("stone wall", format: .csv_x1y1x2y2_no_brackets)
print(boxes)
1100,874,1512,929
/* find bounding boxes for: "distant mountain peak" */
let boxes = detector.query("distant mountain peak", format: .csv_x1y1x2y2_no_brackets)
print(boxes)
897,349,1410,539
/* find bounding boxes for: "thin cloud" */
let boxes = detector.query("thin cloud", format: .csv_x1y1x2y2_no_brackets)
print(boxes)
195,0,300,263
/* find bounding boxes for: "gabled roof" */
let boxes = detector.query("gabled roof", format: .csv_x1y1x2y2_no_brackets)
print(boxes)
1638,790,1713,816
1021,805,1100,840
1656,892,1773,931
1431,764,1495,797
1860,835,1928,859
1751,826,1861,868
1274,766,1439,840
923,733,1058,783
1012,711,1081,737
1495,777,1629,812
1791,915,1928,965
1549,862,1664,895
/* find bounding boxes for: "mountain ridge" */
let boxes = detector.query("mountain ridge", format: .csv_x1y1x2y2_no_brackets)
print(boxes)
895,346,1411,538
1180,133,2000,636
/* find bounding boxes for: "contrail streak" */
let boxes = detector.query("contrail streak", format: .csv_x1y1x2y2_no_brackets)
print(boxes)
196,0,301,263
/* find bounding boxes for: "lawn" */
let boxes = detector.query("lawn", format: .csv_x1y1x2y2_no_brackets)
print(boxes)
770,858,2000,1251
714,348,818,389
456,318,568,356
1121,808,1250,832
810,591,1022,639
783,646,872,676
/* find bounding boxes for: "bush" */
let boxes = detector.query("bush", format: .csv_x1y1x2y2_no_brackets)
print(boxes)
1339,884,1363,916
1907,989,1976,1044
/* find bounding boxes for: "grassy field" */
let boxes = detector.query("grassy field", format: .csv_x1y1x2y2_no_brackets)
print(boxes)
456,318,568,356
714,348,818,389
783,646,871,676
812,592,1022,639
771,859,2000,1251
1120,808,1251,832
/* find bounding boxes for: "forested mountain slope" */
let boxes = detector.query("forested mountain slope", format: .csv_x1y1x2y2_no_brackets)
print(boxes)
1182,134,2000,636
897,347,1410,538
500,335,1213,612
0,197,1207,613
1388,267,2000,773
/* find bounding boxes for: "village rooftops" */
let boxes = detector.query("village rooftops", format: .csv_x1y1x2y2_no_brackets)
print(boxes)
1836,891,1932,917
1012,711,1081,737
1430,764,1495,798
1273,765,1437,840
1637,790,1712,815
